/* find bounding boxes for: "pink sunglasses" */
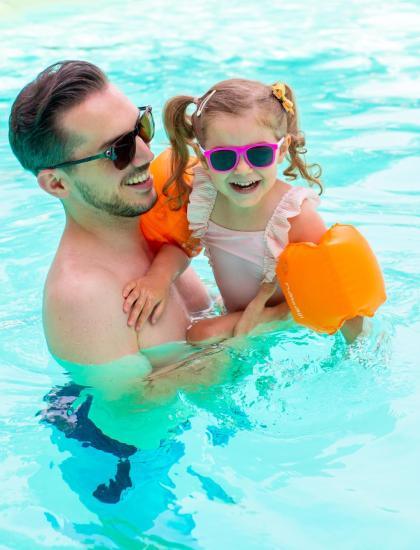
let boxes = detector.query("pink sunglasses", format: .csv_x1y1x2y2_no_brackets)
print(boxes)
201,138,284,173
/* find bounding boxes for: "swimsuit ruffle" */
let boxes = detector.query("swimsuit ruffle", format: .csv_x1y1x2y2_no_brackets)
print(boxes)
187,166,218,240
262,186,320,282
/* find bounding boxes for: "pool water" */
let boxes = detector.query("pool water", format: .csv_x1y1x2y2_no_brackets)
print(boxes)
1,0,420,548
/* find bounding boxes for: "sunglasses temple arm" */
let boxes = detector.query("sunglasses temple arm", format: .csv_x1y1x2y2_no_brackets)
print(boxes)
42,152,109,170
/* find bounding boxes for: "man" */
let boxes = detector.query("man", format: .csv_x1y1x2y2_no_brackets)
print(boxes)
9,62,295,490
9,60,213,365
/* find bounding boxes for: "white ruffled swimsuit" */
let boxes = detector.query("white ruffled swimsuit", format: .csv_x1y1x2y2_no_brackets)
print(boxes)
188,167,320,312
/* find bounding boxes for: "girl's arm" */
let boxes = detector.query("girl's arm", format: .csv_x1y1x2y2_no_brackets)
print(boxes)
123,244,190,331
340,316,365,343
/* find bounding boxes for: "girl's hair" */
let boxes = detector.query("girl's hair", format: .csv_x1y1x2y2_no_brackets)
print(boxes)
163,78,322,210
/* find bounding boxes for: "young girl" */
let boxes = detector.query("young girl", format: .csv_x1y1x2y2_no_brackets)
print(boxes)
123,79,363,343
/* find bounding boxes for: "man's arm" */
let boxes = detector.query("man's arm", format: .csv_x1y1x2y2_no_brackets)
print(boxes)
44,268,139,365
233,282,277,336
187,302,290,345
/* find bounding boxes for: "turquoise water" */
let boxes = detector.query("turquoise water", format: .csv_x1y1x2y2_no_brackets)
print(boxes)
1,0,420,548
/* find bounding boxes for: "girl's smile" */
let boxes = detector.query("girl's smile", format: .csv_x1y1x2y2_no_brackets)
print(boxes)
228,177,261,193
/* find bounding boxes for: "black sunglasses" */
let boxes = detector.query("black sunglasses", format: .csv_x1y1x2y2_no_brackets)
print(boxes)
37,106,155,172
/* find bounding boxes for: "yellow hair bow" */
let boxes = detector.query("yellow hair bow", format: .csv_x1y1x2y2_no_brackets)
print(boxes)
271,82,295,115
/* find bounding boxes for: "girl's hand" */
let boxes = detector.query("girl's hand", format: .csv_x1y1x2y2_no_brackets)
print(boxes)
122,275,170,332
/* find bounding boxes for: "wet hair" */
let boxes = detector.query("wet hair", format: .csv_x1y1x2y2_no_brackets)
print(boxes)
9,60,108,175
163,78,322,210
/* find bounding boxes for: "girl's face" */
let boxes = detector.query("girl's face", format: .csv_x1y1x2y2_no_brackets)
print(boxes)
202,109,288,209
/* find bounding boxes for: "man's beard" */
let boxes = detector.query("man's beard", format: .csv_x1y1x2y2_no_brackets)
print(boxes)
74,179,157,217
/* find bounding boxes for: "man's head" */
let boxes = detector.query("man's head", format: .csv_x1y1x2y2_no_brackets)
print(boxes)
9,60,156,218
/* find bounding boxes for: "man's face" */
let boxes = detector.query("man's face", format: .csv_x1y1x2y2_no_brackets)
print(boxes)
58,83,157,217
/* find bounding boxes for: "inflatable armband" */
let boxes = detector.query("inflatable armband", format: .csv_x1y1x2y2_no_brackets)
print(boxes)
140,149,201,257
276,224,386,333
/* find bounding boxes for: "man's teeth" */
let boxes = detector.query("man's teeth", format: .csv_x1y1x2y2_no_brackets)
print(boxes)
126,172,149,185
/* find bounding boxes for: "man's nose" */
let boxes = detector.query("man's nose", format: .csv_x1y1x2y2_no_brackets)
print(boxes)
132,135,154,167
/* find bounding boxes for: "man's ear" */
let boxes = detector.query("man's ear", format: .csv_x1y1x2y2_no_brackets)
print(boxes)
277,134,292,163
37,170,70,199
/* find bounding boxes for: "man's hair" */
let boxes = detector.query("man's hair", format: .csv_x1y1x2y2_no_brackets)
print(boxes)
9,60,108,174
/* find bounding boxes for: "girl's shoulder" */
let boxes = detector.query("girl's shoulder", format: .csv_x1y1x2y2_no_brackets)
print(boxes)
270,181,321,224
279,184,325,244
264,182,322,248
262,183,324,281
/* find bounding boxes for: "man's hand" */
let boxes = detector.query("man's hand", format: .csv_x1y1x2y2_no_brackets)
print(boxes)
233,281,277,336
233,301,265,336
123,274,171,332
187,299,290,346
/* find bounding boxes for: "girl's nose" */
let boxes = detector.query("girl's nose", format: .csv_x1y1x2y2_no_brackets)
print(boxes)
233,153,252,174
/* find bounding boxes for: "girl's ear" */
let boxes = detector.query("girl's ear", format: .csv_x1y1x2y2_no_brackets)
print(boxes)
277,134,292,163
37,170,70,199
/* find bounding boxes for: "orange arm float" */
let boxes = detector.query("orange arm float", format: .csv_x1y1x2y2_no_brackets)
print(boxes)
276,224,387,333
140,148,201,257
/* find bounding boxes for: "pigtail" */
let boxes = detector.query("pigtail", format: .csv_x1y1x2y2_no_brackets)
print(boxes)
163,96,198,210
283,137,323,194
281,84,323,194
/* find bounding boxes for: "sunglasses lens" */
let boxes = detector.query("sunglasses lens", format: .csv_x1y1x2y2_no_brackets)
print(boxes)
209,150,237,171
110,109,154,170
139,109,155,143
246,145,275,167
113,132,136,170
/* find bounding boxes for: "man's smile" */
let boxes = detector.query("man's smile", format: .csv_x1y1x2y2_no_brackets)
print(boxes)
123,165,153,190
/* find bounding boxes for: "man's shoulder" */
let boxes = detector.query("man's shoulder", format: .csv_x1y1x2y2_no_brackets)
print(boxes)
45,258,119,303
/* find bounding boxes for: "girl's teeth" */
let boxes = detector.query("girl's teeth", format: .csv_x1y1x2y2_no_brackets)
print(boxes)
232,180,258,187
